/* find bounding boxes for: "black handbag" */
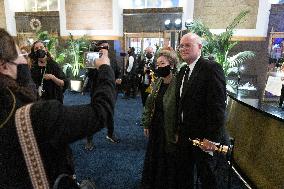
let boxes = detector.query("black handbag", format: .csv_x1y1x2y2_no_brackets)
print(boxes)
79,179,97,189
53,174,96,189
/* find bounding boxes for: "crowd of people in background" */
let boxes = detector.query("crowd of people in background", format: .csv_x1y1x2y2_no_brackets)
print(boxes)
0,26,230,189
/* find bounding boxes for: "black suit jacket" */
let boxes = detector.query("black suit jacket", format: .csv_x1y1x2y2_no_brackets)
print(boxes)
176,57,227,144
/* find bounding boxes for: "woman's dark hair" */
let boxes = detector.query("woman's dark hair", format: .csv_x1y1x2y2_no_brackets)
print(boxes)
0,28,18,62
29,40,52,62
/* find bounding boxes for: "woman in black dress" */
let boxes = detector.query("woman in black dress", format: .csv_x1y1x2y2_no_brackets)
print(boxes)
29,40,69,103
141,50,179,189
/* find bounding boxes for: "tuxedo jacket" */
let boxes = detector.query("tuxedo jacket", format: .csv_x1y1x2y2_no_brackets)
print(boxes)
176,57,227,144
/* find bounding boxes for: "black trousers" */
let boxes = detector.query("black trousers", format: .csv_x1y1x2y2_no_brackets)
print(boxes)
86,120,114,142
125,74,137,97
176,140,219,189
87,90,116,142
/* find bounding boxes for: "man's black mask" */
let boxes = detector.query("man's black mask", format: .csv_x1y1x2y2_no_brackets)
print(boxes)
146,53,153,59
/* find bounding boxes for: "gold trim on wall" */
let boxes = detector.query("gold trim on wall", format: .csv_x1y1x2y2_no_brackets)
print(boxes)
231,36,266,41
124,32,164,38
60,36,123,41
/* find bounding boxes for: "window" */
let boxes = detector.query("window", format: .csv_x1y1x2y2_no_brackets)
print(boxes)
24,0,59,12
129,37,163,53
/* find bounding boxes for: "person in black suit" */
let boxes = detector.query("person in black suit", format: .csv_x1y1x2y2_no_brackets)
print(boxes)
85,40,121,150
176,33,229,189
137,47,156,106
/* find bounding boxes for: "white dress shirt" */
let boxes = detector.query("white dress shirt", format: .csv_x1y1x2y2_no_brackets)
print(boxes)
179,56,200,97
127,56,134,73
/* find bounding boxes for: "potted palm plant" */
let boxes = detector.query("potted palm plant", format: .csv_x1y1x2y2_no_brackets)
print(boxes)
187,10,255,93
63,33,90,92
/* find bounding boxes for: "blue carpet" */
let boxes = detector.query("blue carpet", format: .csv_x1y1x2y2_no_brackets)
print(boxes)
65,91,146,189
64,91,247,189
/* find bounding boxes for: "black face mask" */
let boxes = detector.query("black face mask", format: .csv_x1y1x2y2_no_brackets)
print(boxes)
145,69,151,74
35,49,46,59
146,53,153,59
156,65,171,78
17,64,33,86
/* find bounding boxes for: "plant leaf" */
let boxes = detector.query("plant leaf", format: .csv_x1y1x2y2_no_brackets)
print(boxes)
227,51,255,68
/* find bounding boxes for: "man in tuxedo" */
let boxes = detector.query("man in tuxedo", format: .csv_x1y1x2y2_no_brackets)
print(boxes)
137,46,156,106
176,33,228,188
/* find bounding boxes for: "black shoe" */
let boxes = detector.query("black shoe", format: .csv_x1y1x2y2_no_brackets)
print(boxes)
106,135,120,143
84,142,95,151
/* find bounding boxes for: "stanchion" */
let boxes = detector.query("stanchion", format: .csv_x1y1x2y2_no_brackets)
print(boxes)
227,137,235,189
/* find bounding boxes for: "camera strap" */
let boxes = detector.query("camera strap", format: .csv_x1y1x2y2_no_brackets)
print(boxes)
39,67,46,97
15,103,50,189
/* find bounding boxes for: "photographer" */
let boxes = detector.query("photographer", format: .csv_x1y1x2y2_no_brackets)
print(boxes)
29,40,69,103
0,28,115,188
85,40,121,150
137,47,156,106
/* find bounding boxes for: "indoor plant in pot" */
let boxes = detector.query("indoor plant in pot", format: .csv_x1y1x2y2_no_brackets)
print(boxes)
63,33,90,92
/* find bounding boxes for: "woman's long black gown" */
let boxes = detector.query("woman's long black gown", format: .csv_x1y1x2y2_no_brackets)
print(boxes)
141,83,177,189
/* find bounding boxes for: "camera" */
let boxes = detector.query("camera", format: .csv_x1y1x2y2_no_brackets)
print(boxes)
120,52,127,57
84,52,101,68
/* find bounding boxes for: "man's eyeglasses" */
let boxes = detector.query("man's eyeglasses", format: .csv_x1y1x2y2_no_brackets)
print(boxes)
178,43,197,50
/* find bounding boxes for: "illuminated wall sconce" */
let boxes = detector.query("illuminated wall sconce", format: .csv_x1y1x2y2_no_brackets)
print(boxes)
164,19,172,30
164,19,182,30
174,18,182,30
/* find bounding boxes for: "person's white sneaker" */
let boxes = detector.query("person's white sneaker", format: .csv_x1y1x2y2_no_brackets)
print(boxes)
106,135,120,143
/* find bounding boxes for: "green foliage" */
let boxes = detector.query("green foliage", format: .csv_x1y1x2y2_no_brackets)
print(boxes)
36,31,90,79
62,33,90,79
187,10,255,78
